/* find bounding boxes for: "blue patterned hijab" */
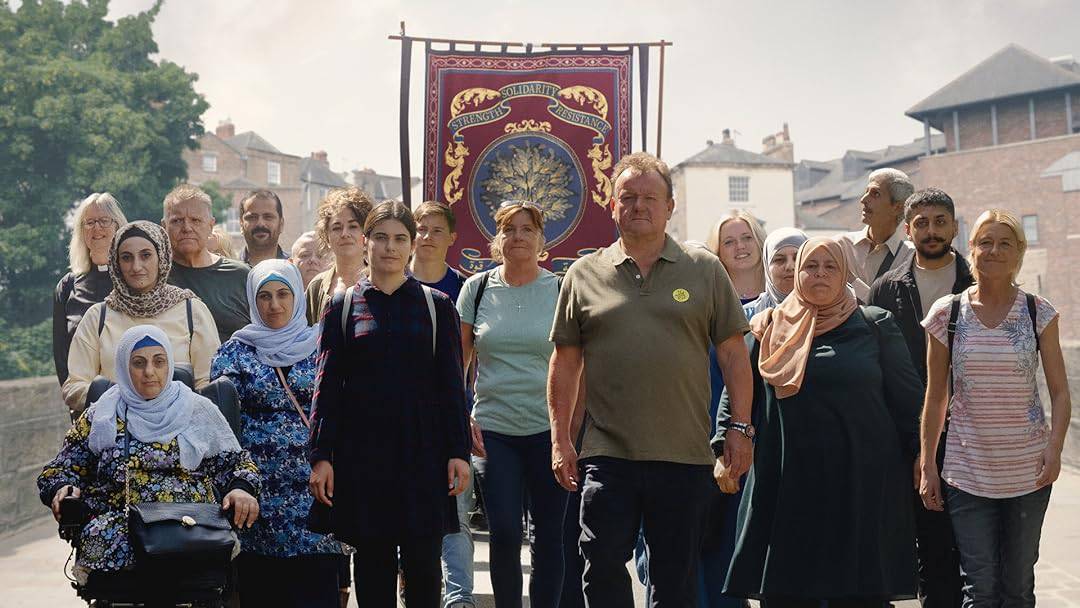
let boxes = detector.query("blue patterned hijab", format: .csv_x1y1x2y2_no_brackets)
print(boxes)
232,259,319,367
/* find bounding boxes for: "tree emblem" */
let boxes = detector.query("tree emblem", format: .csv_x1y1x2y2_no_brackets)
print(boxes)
479,142,576,221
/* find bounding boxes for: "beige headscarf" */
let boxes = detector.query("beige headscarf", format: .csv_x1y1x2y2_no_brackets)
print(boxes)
749,237,859,399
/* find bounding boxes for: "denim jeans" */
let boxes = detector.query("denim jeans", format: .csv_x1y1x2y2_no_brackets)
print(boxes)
947,484,1052,608
579,457,713,608
474,430,569,608
442,468,476,606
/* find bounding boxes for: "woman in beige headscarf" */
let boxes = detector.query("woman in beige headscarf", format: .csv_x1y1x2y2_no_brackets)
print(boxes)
711,237,924,606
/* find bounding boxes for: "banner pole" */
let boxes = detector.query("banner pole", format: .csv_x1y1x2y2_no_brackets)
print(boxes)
656,39,666,159
398,21,413,206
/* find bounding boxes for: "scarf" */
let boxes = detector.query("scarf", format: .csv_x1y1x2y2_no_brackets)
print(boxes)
104,221,194,318
232,259,320,367
750,237,859,399
745,228,810,318
87,325,240,470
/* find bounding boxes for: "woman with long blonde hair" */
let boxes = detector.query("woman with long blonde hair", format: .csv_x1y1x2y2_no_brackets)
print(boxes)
706,210,767,301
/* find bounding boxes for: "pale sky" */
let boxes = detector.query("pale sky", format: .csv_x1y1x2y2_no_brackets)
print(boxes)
107,0,1080,178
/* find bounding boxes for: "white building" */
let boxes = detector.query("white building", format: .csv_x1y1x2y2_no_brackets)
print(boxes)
669,127,795,244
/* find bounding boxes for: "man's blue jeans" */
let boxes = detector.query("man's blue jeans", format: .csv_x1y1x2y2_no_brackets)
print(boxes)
441,468,476,607
947,484,1052,608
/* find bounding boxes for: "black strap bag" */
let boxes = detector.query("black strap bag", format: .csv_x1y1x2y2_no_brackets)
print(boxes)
121,407,237,563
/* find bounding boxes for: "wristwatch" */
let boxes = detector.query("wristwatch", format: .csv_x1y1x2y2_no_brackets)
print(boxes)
728,421,756,440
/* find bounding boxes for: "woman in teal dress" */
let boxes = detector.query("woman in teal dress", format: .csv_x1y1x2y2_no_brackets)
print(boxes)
713,238,922,606
211,259,343,607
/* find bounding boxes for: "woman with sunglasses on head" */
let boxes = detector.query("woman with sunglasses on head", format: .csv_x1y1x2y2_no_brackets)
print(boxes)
458,200,567,608
308,201,470,608
212,259,343,607
54,193,127,388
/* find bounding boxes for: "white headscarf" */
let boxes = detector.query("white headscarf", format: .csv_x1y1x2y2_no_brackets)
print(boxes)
88,325,240,470
231,259,320,368
745,228,810,318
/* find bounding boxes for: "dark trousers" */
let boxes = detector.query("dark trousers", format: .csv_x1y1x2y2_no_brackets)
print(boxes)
947,484,1052,608
560,485,586,608
760,599,887,608
352,535,443,608
915,435,963,608
474,430,569,608
235,552,340,608
579,457,713,608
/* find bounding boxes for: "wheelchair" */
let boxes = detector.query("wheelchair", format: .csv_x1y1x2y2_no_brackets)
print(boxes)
58,364,242,607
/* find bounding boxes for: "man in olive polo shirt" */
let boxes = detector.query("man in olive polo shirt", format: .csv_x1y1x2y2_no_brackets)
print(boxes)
548,152,755,607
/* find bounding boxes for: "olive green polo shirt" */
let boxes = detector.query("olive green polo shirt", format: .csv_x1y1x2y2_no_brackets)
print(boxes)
551,235,748,465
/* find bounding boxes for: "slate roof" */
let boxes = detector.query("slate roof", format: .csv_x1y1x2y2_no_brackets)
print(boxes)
675,141,792,169
222,177,261,190
300,158,348,188
795,207,851,231
907,44,1080,117
353,171,421,201
867,134,947,169
225,131,284,155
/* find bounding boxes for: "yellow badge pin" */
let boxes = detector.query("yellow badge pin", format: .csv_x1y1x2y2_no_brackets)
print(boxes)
672,288,690,303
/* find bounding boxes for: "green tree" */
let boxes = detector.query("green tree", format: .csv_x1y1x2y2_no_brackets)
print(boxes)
0,0,208,330
201,180,232,224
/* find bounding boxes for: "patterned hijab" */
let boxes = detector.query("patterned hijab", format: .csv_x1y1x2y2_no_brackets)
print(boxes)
750,237,859,399
87,325,240,470
232,259,320,367
104,221,194,318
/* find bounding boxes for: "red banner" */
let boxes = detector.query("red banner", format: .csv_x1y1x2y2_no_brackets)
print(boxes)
423,50,632,274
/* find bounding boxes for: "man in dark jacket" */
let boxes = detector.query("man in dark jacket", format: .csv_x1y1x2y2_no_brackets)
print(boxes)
869,187,973,608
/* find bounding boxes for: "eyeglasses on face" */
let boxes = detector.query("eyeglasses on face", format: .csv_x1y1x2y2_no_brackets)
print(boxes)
83,218,116,229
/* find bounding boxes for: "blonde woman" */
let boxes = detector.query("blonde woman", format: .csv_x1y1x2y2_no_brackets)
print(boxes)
920,209,1071,606
706,210,767,301
208,225,238,260
53,193,127,387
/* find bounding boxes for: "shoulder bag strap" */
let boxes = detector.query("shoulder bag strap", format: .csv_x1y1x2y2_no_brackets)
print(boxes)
339,286,355,339
946,293,961,396
98,304,107,336
186,298,194,342
422,285,437,357
471,270,490,335
274,367,311,429
1026,292,1039,352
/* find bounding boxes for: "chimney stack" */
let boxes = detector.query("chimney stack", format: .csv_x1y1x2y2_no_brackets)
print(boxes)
761,122,794,162
721,129,734,145
312,150,329,165
215,119,235,139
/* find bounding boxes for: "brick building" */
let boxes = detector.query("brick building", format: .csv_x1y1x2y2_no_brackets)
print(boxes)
905,44,1080,340
183,120,347,251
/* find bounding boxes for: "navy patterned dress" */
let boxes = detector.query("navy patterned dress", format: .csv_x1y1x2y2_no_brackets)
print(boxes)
211,341,342,558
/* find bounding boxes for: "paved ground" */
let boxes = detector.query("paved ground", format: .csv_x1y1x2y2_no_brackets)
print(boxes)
4,468,1080,607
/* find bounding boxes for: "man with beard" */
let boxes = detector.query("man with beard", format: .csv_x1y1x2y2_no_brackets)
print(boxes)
838,168,916,302
869,187,972,608
240,189,290,266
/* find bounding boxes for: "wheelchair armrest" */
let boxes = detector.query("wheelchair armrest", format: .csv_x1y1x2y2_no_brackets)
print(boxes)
197,376,241,438
173,364,195,389
85,376,114,412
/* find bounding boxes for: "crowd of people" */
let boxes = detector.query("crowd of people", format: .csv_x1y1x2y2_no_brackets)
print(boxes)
39,151,1071,608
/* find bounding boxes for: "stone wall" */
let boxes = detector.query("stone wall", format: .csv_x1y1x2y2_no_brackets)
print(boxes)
1040,342,1080,470
0,377,70,537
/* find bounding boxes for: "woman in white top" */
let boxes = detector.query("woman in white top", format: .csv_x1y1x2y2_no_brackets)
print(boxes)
63,221,219,413
920,209,1071,606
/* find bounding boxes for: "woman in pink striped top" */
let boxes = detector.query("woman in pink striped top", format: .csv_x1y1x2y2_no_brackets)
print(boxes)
919,209,1071,606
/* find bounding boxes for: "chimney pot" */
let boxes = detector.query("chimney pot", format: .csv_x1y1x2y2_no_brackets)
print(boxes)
215,119,235,139
721,129,734,145
312,150,329,165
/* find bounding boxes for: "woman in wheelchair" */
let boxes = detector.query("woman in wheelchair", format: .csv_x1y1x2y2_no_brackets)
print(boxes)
62,220,220,416
38,325,260,591
211,259,343,607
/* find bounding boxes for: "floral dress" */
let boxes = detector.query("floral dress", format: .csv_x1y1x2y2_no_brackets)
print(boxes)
211,340,342,557
37,408,261,572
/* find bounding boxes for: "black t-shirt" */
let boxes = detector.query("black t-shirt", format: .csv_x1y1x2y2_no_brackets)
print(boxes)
53,267,112,385
168,256,250,343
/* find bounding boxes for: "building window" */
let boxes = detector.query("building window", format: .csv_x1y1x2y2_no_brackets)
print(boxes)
1022,215,1039,244
226,206,241,234
267,161,281,185
201,154,217,173
729,176,750,202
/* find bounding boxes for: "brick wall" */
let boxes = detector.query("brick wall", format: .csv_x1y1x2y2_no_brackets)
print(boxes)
957,106,994,150
0,378,70,537
996,96,1033,146
1036,91,1073,140
918,134,1080,340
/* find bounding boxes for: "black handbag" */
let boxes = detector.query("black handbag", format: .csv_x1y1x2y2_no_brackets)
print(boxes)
121,408,237,561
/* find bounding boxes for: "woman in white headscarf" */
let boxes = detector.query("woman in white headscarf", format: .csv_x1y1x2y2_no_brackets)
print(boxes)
742,228,810,320
38,325,260,579
211,259,343,607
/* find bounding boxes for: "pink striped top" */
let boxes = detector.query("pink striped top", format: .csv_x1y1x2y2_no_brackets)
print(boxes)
923,289,1057,499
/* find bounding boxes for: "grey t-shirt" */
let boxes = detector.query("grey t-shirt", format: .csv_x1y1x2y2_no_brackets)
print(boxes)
458,268,560,437
914,257,956,318
168,256,251,343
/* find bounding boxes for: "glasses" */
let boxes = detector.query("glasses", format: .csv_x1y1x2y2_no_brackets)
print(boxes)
83,218,116,229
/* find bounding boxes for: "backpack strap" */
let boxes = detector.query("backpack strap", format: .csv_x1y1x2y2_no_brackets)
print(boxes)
1026,292,1039,352
471,270,491,335
185,298,193,342
946,293,961,396
97,304,107,336
339,285,355,338
422,285,437,357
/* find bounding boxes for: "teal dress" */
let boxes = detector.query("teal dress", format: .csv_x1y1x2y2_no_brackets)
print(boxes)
714,306,921,600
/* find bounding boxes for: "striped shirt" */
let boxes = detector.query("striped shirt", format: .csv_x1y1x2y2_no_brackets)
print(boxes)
923,289,1057,498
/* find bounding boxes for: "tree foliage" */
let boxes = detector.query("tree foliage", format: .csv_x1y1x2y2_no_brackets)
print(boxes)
0,0,208,329
479,142,576,223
